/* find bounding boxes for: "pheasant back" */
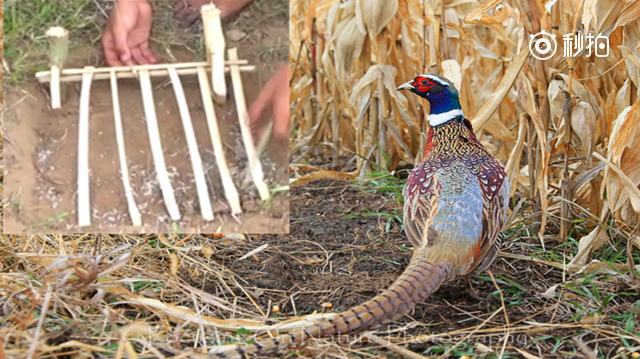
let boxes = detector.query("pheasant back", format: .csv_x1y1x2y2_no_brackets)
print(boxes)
403,117,509,279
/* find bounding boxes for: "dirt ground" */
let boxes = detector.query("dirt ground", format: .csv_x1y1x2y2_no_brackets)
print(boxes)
3,1,289,233
3,177,636,358
215,177,638,357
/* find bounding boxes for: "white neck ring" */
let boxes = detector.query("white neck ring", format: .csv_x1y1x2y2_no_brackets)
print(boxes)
428,109,463,127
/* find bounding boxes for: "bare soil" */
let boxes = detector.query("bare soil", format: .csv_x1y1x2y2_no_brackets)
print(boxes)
3,3,289,233
208,177,637,357
1,177,637,358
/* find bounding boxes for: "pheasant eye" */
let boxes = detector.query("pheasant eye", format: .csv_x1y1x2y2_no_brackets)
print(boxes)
421,79,429,85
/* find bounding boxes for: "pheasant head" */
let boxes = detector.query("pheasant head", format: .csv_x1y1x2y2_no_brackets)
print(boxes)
397,74,462,127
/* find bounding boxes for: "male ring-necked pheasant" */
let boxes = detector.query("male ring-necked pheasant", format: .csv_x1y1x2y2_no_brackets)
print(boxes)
209,74,510,358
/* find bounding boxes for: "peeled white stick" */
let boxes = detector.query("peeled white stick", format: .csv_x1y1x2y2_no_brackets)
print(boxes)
138,69,181,221
201,4,226,104
35,65,256,83
78,67,94,227
168,68,214,221
228,48,270,201
46,27,69,109
37,60,247,78
110,71,142,226
197,66,242,214
50,66,61,109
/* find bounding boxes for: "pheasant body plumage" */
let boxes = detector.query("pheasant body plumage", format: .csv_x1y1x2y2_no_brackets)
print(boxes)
403,116,509,281
209,74,509,358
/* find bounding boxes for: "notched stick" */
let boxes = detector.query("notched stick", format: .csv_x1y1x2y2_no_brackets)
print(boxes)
197,67,242,215
138,69,181,221
168,68,215,221
78,67,94,227
228,47,271,201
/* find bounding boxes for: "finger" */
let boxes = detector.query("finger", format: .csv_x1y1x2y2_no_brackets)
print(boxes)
139,42,158,64
273,96,290,138
130,46,149,65
135,2,155,64
110,20,132,64
174,0,187,13
249,78,279,124
102,30,125,67
249,92,270,126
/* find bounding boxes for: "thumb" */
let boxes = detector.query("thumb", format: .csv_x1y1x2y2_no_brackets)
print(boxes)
273,98,290,138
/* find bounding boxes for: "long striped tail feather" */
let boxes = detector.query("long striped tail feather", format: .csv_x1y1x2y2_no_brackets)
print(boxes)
208,254,453,358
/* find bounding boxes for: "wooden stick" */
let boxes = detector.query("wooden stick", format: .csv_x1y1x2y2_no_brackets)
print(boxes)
41,60,247,76
78,67,94,227
50,66,61,109
201,4,226,104
168,68,214,221
139,69,181,221
110,71,142,226
228,48,270,201
35,65,256,83
197,66,242,214
46,27,69,109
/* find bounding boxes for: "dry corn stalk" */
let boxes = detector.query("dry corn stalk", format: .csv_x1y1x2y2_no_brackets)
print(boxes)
290,0,640,259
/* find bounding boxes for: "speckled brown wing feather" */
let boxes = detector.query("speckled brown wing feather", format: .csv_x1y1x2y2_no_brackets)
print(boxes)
402,161,442,249
472,159,510,274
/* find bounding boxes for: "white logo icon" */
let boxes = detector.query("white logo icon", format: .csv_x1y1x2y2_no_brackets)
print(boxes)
529,30,557,60
594,34,609,57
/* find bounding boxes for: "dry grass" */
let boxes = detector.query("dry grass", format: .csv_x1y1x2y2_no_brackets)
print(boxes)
2,0,640,358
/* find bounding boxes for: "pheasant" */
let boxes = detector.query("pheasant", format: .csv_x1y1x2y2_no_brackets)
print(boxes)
208,73,510,358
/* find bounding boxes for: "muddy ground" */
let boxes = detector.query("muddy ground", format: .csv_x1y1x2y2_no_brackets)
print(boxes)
3,1,289,233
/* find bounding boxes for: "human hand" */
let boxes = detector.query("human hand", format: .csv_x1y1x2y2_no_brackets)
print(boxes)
102,0,158,66
249,64,290,139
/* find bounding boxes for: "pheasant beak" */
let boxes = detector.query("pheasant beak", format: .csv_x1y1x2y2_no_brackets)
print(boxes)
397,81,414,92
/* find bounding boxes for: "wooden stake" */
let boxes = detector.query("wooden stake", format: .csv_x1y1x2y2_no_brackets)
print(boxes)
110,71,142,226
168,68,214,221
197,66,242,214
35,64,255,83
201,4,226,104
78,67,94,227
46,27,69,109
228,48,270,201
138,69,181,221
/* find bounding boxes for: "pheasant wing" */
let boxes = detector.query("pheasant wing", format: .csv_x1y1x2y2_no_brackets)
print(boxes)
473,159,510,273
402,162,441,249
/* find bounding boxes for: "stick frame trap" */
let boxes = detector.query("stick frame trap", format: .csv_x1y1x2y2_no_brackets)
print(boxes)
36,4,271,228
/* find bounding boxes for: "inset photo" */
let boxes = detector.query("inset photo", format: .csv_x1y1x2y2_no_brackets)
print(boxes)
3,0,289,233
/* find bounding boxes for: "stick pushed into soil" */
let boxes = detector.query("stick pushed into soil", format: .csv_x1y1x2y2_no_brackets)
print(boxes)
138,69,181,221
110,71,142,226
46,27,69,109
168,68,215,221
78,67,94,227
228,48,270,201
197,66,242,215
201,4,227,104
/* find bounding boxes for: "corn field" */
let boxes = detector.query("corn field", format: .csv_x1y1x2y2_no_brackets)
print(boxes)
289,0,640,264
